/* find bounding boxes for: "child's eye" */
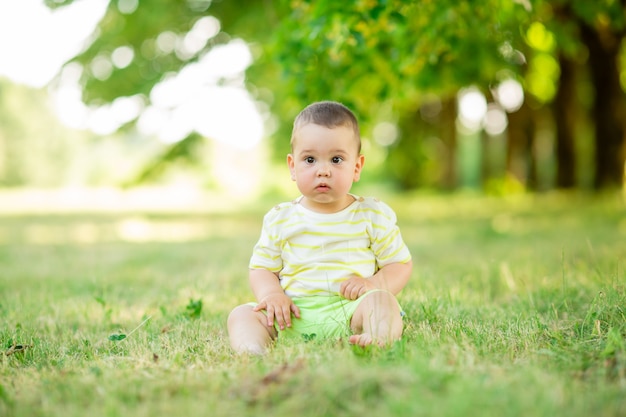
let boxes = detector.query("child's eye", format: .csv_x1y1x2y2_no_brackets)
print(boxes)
304,157,315,164
331,156,343,164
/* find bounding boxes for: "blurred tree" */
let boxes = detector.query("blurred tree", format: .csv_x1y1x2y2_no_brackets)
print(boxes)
271,0,626,190
576,2,626,189
0,79,171,187
0,80,80,186
48,0,526,190
50,0,281,184
522,0,626,190
46,0,626,191
262,0,530,190
64,1,230,103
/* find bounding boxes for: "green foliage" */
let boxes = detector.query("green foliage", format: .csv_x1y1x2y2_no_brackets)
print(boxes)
122,132,207,186
43,0,74,8
268,0,524,120
108,333,127,341
0,81,89,186
183,298,203,319
73,1,211,103
35,1,626,190
64,0,275,105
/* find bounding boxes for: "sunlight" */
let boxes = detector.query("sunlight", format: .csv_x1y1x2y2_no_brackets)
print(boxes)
495,79,524,112
116,217,210,242
458,85,515,136
111,46,135,69
143,39,263,149
52,36,264,150
209,139,267,197
373,122,399,146
88,95,144,135
0,0,108,87
1,1,265,154
457,87,487,133
483,104,508,136
178,16,221,58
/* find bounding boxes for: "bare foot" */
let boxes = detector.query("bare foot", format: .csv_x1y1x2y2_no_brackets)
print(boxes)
349,333,400,347
348,333,374,347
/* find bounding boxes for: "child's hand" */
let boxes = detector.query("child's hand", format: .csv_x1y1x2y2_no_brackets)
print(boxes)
339,276,376,300
253,292,300,330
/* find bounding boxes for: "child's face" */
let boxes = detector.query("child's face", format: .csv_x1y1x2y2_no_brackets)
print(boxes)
287,123,365,213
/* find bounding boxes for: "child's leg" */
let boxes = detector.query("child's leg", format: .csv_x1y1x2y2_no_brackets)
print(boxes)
227,304,277,354
349,291,403,347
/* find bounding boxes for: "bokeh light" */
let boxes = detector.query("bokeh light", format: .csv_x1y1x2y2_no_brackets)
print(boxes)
373,122,399,146
111,46,135,69
495,79,524,112
457,87,487,132
0,0,108,87
483,104,508,136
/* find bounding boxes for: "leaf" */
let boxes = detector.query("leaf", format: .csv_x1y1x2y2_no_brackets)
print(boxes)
184,298,203,319
108,334,127,342
107,315,152,342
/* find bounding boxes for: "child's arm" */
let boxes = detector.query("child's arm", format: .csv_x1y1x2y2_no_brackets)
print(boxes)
250,268,301,330
339,260,413,300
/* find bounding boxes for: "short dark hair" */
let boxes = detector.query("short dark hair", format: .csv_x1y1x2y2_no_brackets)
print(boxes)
291,101,361,152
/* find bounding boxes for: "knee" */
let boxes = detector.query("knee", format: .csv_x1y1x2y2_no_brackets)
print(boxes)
362,290,400,312
227,304,254,327
351,290,403,340
352,290,401,325
227,304,275,335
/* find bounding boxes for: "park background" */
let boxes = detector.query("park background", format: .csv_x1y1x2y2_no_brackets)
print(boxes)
1,1,625,416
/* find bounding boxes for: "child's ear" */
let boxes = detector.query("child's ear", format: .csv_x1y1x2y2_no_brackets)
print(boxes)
353,154,365,182
287,154,296,181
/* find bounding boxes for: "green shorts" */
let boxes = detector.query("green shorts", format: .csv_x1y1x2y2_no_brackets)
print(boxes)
249,290,401,342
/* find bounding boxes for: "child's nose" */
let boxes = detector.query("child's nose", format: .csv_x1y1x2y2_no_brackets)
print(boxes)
317,162,331,176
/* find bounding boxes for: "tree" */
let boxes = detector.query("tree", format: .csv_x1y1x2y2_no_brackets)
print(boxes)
265,0,528,189
579,11,626,189
45,0,626,191
47,0,281,183
530,0,626,190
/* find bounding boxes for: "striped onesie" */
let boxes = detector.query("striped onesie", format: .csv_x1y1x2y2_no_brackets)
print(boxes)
250,195,411,298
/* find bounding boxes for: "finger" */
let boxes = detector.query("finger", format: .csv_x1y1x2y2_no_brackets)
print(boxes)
339,286,347,298
356,284,367,299
274,307,287,330
350,286,359,300
265,305,275,327
291,303,301,318
346,284,359,300
253,302,266,312
341,283,353,299
281,305,292,328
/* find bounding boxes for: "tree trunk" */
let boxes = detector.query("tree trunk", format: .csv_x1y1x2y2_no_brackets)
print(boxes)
580,23,626,189
553,54,578,188
438,97,457,189
506,101,536,189
389,106,426,190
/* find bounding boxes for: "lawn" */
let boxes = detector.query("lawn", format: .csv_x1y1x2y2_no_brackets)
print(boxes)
1,191,625,417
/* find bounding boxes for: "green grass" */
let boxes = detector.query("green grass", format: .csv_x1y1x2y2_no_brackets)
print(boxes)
1,192,625,417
